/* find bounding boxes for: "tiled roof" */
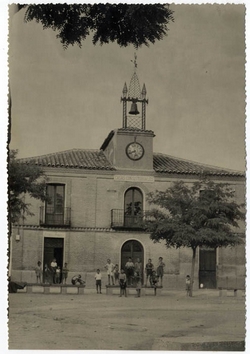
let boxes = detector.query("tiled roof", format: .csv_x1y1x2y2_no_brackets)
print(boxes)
18,149,115,171
153,153,244,177
18,149,244,177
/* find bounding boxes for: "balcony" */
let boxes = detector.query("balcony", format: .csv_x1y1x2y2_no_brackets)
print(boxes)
40,207,71,227
111,209,146,230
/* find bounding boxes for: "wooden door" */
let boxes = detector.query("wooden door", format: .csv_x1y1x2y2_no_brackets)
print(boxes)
44,237,64,283
199,247,217,289
121,240,144,284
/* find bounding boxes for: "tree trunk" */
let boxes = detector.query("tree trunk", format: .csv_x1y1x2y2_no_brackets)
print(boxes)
189,247,197,297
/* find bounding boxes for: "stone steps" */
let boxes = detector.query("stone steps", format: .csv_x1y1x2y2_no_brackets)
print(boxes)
19,284,85,295
219,288,244,298
105,285,163,296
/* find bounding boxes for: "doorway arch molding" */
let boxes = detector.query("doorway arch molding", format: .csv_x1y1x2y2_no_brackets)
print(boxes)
119,238,146,274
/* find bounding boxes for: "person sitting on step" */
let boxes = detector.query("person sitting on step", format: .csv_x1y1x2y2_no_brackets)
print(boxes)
71,274,85,286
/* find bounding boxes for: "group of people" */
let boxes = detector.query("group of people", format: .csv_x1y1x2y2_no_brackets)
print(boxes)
94,266,130,296
35,260,69,284
124,257,165,287
93,257,166,297
36,257,191,296
145,257,165,287
35,260,86,286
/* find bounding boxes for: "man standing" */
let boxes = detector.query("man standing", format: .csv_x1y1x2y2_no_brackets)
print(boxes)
50,258,57,284
145,258,154,286
125,257,135,286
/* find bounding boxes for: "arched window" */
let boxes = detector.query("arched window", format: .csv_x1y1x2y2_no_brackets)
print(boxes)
124,187,143,227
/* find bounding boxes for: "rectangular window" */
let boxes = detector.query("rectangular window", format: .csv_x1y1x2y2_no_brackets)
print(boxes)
45,184,65,225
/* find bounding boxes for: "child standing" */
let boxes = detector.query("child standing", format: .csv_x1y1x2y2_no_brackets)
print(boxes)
150,270,159,296
62,263,69,284
134,258,142,279
50,258,57,284
119,269,127,297
35,261,42,284
145,258,154,286
113,264,119,285
156,257,165,286
55,266,61,284
44,264,51,284
105,259,115,285
135,273,142,298
95,269,102,294
186,275,191,296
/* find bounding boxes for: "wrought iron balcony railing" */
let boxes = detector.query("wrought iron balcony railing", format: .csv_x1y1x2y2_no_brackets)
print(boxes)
40,207,71,227
111,209,147,230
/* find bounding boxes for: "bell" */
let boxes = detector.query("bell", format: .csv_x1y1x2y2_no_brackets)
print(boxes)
129,102,139,115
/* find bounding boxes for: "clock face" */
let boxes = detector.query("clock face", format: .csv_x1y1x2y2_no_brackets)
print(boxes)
126,142,144,161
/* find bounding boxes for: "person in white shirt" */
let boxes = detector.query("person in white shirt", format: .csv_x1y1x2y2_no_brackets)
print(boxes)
55,266,61,284
50,258,57,284
125,257,135,286
104,259,115,285
95,269,102,294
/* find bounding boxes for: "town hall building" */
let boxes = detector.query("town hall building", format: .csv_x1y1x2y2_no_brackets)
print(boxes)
11,60,245,290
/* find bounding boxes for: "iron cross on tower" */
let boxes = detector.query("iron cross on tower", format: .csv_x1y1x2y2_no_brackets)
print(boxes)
121,53,148,130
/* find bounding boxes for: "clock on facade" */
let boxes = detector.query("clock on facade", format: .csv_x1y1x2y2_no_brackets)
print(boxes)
126,142,144,161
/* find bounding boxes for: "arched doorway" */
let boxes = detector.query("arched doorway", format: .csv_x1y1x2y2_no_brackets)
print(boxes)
124,187,143,228
121,240,144,283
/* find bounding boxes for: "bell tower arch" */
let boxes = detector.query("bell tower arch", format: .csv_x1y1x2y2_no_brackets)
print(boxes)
121,53,148,130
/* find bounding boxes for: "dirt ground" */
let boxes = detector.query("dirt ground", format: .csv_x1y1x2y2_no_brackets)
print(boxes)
8,289,245,350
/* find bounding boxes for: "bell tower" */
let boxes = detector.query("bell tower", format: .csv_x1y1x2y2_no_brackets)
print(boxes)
101,54,154,172
121,53,148,130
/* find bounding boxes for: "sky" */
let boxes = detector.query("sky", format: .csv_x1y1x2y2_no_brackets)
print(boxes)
8,4,245,172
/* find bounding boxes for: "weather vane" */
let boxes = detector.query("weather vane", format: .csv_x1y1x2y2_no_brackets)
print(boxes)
131,53,137,71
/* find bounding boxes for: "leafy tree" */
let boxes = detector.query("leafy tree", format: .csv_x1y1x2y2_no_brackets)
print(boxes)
18,4,174,48
8,150,48,224
145,179,245,296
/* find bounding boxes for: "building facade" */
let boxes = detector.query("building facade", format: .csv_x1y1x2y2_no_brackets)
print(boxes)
11,63,245,290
